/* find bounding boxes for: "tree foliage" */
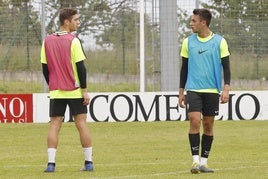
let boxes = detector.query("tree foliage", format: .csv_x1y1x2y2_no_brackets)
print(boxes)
3,0,267,55
177,8,192,45
95,8,154,51
203,0,268,54
44,0,130,41
0,0,41,45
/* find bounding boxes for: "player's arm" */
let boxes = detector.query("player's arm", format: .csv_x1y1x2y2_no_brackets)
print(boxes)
76,61,87,90
76,60,90,105
41,63,49,85
40,41,49,84
72,38,87,90
221,56,231,104
179,57,188,91
179,38,188,91
179,57,188,108
179,38,188,108
220,38,231,89
222,56,231,86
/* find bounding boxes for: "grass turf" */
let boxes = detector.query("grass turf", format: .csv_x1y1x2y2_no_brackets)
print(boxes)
0,120,267,179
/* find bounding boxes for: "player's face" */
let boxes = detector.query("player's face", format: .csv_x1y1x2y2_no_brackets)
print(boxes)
68,14,80,32
190,15,204,33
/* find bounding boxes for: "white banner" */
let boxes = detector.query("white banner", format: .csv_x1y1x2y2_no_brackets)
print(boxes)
32,91,268,123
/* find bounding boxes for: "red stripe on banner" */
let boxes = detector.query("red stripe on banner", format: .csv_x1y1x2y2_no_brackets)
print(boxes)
0,94,33,123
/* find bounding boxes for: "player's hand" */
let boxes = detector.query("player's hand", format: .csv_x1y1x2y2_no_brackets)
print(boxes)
82,91,90,106
220,89,229,104
179,93,186,108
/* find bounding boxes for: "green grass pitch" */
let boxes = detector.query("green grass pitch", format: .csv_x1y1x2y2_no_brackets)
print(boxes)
0,120,267,179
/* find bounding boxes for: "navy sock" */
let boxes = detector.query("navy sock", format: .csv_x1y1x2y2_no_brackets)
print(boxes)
85,160,93,165
189,133,200,156
47,163,55,166
201,134,214,158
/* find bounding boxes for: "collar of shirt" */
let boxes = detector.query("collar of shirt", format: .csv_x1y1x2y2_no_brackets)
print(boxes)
54,31,68,36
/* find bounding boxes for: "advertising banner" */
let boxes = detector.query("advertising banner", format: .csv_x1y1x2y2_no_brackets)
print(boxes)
33,91,268,123
0,94,33,123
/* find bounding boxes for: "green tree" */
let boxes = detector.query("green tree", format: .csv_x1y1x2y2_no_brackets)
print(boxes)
44,0,129,38
0,0,41,45
177,7,192,45
203,0,268,54
0,0,41,70
95,8,154,50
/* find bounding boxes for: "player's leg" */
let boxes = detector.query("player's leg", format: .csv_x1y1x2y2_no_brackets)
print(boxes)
74,113,92,148
188,111,202,173
45,117,63,172
70,99,93,171
186,92,203,173
74,113,93,171
199,115,214,172
47,117,63,148
44,99,66,172
199,93,219,173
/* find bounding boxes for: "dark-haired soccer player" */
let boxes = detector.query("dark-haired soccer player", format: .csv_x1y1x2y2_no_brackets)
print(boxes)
178,8,231,174
41,8,93,172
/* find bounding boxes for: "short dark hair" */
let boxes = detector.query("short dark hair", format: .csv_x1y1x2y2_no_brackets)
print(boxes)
193,8,212,27
59,8,78,26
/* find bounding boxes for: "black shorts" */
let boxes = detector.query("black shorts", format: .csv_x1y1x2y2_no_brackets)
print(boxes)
186,91,220,116
49,98,87,117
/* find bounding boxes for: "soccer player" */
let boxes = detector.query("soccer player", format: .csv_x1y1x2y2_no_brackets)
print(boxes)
41,8,93,172
178,8,231,174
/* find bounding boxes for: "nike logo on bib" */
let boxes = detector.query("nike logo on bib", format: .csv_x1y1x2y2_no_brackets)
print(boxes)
198,49,208,54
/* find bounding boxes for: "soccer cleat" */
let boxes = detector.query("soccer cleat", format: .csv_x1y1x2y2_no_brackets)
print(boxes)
80,161,93,171
44,163,55,173
199,164,214,173
190,162,200,174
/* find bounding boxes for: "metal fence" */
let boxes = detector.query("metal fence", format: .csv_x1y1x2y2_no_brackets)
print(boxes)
0,0,267,94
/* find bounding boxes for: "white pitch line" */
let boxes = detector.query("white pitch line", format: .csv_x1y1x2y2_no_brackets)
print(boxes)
2,162,179,168
3,163,265,169
89,165,266,179
94,171,185,179
2,163,266,179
